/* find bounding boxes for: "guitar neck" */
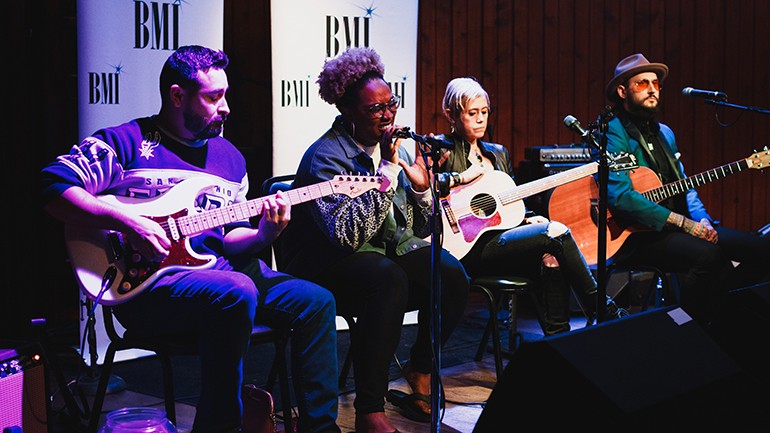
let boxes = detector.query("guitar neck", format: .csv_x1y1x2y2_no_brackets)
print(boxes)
501,162,598,205
642,158,750,202
177,180,334,237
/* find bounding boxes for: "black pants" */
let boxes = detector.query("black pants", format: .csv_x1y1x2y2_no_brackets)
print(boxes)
312,248,469,415
614,226,770,323
462,221,599,335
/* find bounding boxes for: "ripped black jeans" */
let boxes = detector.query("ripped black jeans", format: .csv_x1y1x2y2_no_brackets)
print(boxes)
461,221,598,335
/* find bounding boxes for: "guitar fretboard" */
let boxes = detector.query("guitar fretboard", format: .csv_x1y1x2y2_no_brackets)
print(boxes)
500,162,599,205
174,179,350,237
642,159,749,202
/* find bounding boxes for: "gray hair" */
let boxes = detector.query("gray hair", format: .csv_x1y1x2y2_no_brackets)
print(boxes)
442,77,490,119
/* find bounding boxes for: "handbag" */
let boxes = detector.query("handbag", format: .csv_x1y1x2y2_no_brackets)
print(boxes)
242,384,276,433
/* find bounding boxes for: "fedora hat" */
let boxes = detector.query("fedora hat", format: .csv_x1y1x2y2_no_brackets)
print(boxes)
606,53,669,102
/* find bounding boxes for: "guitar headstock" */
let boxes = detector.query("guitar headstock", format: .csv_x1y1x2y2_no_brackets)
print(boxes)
608,152,638,172
748,146,770,169
330,174,391,198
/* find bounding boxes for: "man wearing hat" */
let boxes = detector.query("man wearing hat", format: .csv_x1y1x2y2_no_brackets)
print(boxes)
601,53,770,325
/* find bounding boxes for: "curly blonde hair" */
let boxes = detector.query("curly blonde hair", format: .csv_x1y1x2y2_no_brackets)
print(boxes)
317,47,385,107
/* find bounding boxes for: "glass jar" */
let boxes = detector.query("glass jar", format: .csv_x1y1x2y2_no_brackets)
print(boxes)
98,407,178,433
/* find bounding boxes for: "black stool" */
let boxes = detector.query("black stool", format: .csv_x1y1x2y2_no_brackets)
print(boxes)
605,263,676,312
471,276,547,378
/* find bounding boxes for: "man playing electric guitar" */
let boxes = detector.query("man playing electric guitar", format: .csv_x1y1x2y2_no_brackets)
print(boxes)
598,53,769,324
40,46,342,433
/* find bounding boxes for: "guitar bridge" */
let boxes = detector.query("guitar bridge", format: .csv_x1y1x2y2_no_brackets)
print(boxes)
441,199,460,234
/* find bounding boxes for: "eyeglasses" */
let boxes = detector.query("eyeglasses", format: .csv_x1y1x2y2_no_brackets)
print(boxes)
628,79,661,93
365,95,401,118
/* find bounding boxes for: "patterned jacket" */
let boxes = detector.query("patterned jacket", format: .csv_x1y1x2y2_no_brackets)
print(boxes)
279,116,432,280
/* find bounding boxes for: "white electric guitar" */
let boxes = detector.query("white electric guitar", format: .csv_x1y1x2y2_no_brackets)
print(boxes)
66,175,389,305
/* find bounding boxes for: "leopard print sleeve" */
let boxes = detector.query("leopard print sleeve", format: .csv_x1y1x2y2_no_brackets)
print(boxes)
310,188,395,250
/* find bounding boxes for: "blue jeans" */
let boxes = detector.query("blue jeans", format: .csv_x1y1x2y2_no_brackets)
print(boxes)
114,267,257,433
238,258,341,433
115,258,341,433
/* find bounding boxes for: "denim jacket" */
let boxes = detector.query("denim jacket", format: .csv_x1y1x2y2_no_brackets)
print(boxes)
280,116,432,279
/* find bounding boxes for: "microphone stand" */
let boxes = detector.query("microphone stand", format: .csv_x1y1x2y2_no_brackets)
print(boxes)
578,108,614,323
593,109,614,323
399,128,444,433
428,144,443,433
703,99,770,115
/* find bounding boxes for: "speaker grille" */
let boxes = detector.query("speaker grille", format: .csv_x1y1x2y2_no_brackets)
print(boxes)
0,344,48,433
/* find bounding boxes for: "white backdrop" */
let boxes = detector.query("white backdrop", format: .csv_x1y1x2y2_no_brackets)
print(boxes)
270,0,420,176
77,0,224,364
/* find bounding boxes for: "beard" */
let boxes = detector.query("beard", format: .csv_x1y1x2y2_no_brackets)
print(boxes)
183,109,225,140
625,96,660,121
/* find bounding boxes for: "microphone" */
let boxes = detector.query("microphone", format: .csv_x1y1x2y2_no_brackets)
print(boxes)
563,115,599,148
394,127,454,149
682,87,727,101
563,115,591,139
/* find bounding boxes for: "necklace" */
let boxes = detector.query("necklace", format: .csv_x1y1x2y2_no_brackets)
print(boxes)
469,143,483,167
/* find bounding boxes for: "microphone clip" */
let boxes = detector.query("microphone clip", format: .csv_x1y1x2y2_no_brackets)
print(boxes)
394,126,454,150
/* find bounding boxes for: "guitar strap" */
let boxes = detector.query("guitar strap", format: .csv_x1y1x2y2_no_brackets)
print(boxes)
620,116,681,183
621,115,690,215
655,128,684,182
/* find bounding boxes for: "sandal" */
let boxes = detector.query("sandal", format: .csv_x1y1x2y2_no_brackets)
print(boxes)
386,389,432,423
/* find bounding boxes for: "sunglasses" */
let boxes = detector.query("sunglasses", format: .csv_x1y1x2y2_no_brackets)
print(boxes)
627,79,661,93
365,95,401,118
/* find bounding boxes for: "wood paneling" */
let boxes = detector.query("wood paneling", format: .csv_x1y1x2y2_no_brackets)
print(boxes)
407,0,769,232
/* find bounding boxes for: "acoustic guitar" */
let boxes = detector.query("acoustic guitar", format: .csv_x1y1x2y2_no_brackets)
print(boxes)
548,148,770,266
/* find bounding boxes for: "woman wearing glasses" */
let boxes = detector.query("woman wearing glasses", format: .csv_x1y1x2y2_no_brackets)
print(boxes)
279,47,470,433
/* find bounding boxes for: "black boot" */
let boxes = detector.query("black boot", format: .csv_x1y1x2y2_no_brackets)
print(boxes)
541,267,572,335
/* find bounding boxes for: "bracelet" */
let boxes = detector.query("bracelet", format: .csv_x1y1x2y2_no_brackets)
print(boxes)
451,172,462,186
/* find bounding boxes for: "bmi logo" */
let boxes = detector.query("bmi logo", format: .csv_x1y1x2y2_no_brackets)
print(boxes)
134,1,180,50
88,70,120,105
281,78,310,108
325,15,370,58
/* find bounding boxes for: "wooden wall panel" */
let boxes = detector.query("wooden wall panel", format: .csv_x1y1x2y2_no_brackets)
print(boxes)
409,0,769,232
752,0,770,228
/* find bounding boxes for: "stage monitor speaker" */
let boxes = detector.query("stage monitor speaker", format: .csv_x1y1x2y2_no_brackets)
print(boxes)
0,343,48,433
708,280,770,386
473,306,768,432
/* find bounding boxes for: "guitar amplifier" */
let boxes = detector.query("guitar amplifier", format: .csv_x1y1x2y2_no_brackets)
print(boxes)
0,343,48,433
524,144,597,163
